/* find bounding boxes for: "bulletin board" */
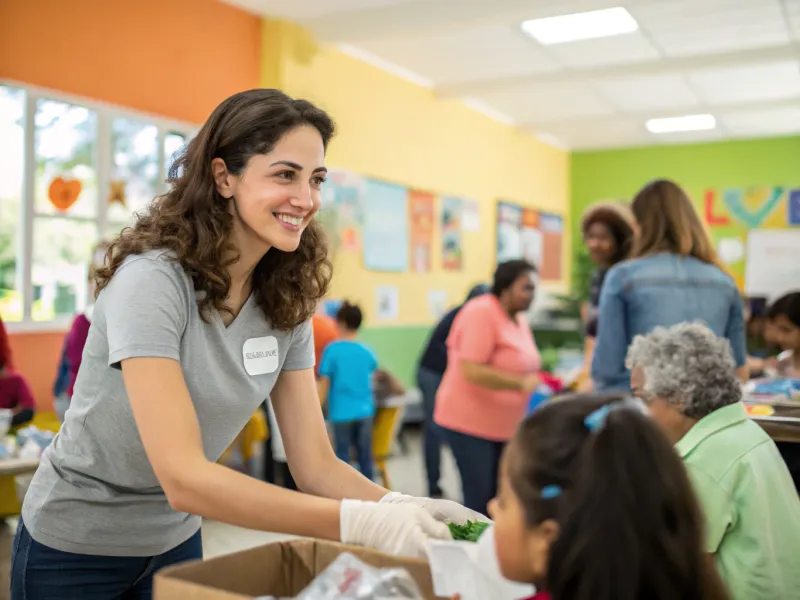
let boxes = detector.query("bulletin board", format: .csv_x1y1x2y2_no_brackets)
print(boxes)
495,200,563,281
702,186,800,298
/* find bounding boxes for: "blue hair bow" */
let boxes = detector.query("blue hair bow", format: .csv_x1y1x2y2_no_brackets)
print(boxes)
584,403,613,431
541,484,562,499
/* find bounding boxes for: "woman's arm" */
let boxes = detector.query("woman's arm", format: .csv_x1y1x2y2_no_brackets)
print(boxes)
271,367,387,502
725,291,749,382
591,267,630,391
122,357,342,541
461,360,538,393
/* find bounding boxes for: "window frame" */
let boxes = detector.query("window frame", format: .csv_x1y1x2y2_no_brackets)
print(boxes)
1,79,198,332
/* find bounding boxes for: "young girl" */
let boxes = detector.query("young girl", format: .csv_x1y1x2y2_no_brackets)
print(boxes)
489,394,730,600
767,291,800,377
0,316,35,427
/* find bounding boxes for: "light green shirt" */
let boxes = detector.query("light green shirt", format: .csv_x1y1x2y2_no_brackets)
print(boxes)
676,402,800,600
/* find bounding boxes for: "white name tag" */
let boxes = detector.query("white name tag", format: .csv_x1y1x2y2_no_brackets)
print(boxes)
242,336,279,376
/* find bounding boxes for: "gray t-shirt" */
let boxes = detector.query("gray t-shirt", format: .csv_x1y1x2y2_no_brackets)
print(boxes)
22,251,314,556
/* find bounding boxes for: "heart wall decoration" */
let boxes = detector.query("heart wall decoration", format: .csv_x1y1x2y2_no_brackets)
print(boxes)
48,177,82,212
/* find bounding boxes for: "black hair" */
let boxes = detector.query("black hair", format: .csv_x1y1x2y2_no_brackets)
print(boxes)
767,292,800,327
492,259,535,296
336,301,363,331
508,394,729,600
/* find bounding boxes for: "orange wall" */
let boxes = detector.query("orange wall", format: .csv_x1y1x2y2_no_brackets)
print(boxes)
0,0,262,124
1,0,262,410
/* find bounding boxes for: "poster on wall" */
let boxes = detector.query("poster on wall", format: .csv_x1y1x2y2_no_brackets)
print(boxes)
496,201,523,263
744,229,800,298
441,196,463,270
319,169,366,252
461,200,481,232
409,190,435,273
362,179,410,272
427,290,448,320
375,285,400,321
539,212,564,281
520,208,543,268
702,186,799,290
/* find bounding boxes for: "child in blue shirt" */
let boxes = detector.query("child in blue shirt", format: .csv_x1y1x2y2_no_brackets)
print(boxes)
319,302,378,479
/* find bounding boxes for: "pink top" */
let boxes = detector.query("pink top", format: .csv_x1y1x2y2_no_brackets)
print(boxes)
66,314,91,397
434,294,540,442
0,371,35,411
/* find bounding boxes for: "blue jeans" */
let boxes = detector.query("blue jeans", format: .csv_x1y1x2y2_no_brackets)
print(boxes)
11,520,202,600
441,427,505,517
417,367,444,496
333,418,374,479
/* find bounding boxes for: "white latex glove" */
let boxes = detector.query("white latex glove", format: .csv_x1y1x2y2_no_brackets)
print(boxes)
340,499,452,558
380,492,491,525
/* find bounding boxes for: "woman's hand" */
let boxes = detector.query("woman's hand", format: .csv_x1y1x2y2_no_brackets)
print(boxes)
340,500,451,558
520,373,540,395
381,492,491,525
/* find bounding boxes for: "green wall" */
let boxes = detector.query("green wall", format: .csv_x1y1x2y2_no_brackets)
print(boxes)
360,326,429,388
570,136,800,258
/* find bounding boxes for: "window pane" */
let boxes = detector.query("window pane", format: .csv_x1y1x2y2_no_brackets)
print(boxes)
32,217,97,322
164,132,185,176
0,86,25,322
107,117,158,227
34,99,97,218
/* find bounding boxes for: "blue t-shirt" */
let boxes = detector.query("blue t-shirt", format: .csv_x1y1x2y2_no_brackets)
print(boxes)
319,339,378,423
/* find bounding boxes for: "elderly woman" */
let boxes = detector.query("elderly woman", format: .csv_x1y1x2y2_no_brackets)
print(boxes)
626,322,800,600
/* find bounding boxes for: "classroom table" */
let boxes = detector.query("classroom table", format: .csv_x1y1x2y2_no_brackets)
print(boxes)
746,399,800,491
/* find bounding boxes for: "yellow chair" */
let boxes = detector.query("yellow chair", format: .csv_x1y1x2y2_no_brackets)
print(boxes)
219,410,268,470
372,405,404,490
0,411,62,517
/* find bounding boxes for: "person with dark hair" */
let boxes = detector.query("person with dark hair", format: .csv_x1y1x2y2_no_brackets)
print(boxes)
577,202,634,390
416,283,490,498
766,291,800,377
592,179,747,391
435,259,541,515
13,89,459,600
627,323,800,599
0,316,35,428
318,301,378,478
490,394,731,600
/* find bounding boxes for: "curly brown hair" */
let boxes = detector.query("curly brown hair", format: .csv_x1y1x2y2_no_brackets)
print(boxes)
95,89,335,330
581,202,635,265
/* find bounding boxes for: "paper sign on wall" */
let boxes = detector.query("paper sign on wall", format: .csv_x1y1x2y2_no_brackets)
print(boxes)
427,290,448,320
461,200,480,232
375,286,399,321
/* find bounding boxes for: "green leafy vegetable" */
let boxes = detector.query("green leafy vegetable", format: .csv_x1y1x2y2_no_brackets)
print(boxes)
448,520,491,542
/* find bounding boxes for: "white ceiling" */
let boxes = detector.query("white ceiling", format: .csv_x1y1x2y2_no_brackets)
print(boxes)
223,0,800,150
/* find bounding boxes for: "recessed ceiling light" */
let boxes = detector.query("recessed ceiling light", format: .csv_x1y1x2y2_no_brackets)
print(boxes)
646,114,717,134
521,7,638,45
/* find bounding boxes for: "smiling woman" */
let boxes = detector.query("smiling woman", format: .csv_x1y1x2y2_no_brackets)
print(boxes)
11,89,468,600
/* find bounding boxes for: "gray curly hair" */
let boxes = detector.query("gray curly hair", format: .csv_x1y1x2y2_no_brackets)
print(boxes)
625,322,741,419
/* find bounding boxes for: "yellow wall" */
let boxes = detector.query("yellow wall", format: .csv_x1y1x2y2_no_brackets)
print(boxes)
261,22,571,326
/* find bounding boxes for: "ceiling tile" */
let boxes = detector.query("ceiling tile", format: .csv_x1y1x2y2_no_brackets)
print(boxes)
632,0,790,57
721,107,800,136
476,82,615,123
542,31,662,68
536,117,655,151
653,129,727,145
221,0,413,20
357,25,559,86
687,61,800,105
593,74,701,112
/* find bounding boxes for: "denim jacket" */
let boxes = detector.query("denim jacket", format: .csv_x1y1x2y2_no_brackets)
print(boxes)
591,253,747,391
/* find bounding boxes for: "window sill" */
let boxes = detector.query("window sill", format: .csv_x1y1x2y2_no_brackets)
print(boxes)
5,319,72,334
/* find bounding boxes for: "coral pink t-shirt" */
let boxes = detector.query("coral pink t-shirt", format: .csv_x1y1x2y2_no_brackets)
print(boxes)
434,294,540,442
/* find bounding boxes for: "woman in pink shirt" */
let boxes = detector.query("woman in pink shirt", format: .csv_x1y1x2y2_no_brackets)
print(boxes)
0,316,35,427
435,259,541,515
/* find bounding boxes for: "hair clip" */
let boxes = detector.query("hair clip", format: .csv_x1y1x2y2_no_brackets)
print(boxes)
540,484,562,499
584,403,613,432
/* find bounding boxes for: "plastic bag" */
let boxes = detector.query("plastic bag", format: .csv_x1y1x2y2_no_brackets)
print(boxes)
293,553,425,600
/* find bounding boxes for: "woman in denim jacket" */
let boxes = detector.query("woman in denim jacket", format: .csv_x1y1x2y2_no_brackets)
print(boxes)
592,180,747,391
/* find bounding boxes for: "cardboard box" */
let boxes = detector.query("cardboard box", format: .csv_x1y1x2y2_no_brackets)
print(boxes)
155,539,438,600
